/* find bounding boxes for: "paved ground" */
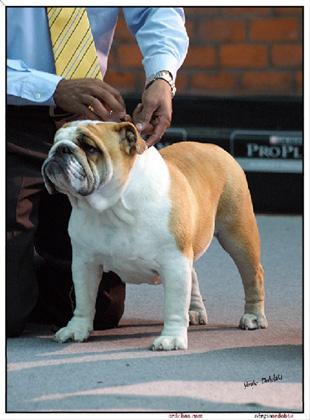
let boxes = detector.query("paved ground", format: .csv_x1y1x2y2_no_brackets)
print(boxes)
6,215,303,413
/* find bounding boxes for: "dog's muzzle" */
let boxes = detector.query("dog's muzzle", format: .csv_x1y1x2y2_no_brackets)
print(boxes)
42,143,96,196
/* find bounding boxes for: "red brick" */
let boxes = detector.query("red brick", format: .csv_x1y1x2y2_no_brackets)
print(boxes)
220,44,268,68
274,7,303,16
175,72,189,92
183,46,216,68
191,72,237,91
185,19,194,38
200,19,246,42
104,71,136,92
106,51,116,67
114,16,134,41
116,44,143,68
250,18,300,41
184,7,220,17
222,7,272,16
241,71,292,93
272,44,302,67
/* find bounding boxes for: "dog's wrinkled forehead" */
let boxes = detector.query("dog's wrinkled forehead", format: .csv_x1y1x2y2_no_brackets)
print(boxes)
52,120,147,157
53,120,106,145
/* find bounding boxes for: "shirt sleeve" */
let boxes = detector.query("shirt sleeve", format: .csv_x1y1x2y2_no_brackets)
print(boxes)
123,7,189,81
7,59,63,105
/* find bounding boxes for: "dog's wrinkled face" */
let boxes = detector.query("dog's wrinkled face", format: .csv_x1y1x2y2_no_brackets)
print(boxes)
42,121,147,197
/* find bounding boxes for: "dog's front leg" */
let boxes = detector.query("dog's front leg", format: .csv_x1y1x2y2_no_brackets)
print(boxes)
152,257,192,351
55,249,102,343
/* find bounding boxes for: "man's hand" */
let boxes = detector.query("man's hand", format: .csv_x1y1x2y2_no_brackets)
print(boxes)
133,79,172,147
53,79,126,121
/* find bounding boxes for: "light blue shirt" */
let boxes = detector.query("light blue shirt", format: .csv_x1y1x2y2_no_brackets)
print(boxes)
7,7,189,105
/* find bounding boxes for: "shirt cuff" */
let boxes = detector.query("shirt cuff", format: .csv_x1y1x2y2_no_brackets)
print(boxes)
7,60,62,105
22,70,63,105
143,54,180,82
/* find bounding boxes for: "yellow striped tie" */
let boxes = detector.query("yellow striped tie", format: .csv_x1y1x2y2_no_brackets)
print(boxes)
47,7,103,80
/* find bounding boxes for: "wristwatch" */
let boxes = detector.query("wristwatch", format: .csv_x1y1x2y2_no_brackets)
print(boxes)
145,70,176,98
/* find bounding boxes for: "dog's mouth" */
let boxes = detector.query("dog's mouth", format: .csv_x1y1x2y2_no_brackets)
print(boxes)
42,153,96,196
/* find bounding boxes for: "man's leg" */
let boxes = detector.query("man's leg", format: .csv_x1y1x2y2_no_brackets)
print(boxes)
6,160,39,336
6,107,55,337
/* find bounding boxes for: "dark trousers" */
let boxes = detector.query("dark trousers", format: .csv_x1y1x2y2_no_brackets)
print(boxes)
6,106,125,337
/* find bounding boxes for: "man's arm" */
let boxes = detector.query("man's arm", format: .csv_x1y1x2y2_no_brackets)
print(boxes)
123,7,189,146
123,7,188,81
7,59,62,105
7,59,126,120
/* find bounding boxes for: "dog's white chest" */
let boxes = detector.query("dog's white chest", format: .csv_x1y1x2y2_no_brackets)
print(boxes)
69,207,164,284
69,195,173,286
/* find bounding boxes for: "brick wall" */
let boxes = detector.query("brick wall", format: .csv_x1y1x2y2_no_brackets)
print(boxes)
104,7,303,97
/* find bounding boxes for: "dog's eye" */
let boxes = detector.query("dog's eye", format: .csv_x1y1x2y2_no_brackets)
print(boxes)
82,143,99,155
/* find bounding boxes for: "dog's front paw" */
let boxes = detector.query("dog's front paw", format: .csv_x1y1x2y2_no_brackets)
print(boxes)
151,334,188,351
189,309,208,325
55,317,93,343
239,313,268,330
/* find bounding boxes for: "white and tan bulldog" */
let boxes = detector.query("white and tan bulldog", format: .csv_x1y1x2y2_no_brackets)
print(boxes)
42,120,268,350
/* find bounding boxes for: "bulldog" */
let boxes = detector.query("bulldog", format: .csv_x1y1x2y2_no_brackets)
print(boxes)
42,120,268,350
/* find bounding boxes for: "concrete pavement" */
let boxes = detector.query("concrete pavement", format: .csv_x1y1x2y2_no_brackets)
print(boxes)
6,215,303,413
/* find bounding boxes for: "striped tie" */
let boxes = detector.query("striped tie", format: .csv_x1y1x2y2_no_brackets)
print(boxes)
47,7,103,80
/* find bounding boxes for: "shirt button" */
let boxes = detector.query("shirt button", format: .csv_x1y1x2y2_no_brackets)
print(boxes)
35,92,41,99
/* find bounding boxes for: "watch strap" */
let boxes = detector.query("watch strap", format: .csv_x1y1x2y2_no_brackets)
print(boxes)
145,70,176,97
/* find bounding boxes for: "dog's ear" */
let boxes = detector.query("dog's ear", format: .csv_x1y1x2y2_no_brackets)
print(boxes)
116,122,147,155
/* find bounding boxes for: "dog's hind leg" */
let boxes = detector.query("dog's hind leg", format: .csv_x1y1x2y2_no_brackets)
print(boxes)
216,192,268,330
189,268,208,325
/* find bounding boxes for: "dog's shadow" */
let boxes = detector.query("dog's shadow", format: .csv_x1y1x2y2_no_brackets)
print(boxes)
88,322,238,342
